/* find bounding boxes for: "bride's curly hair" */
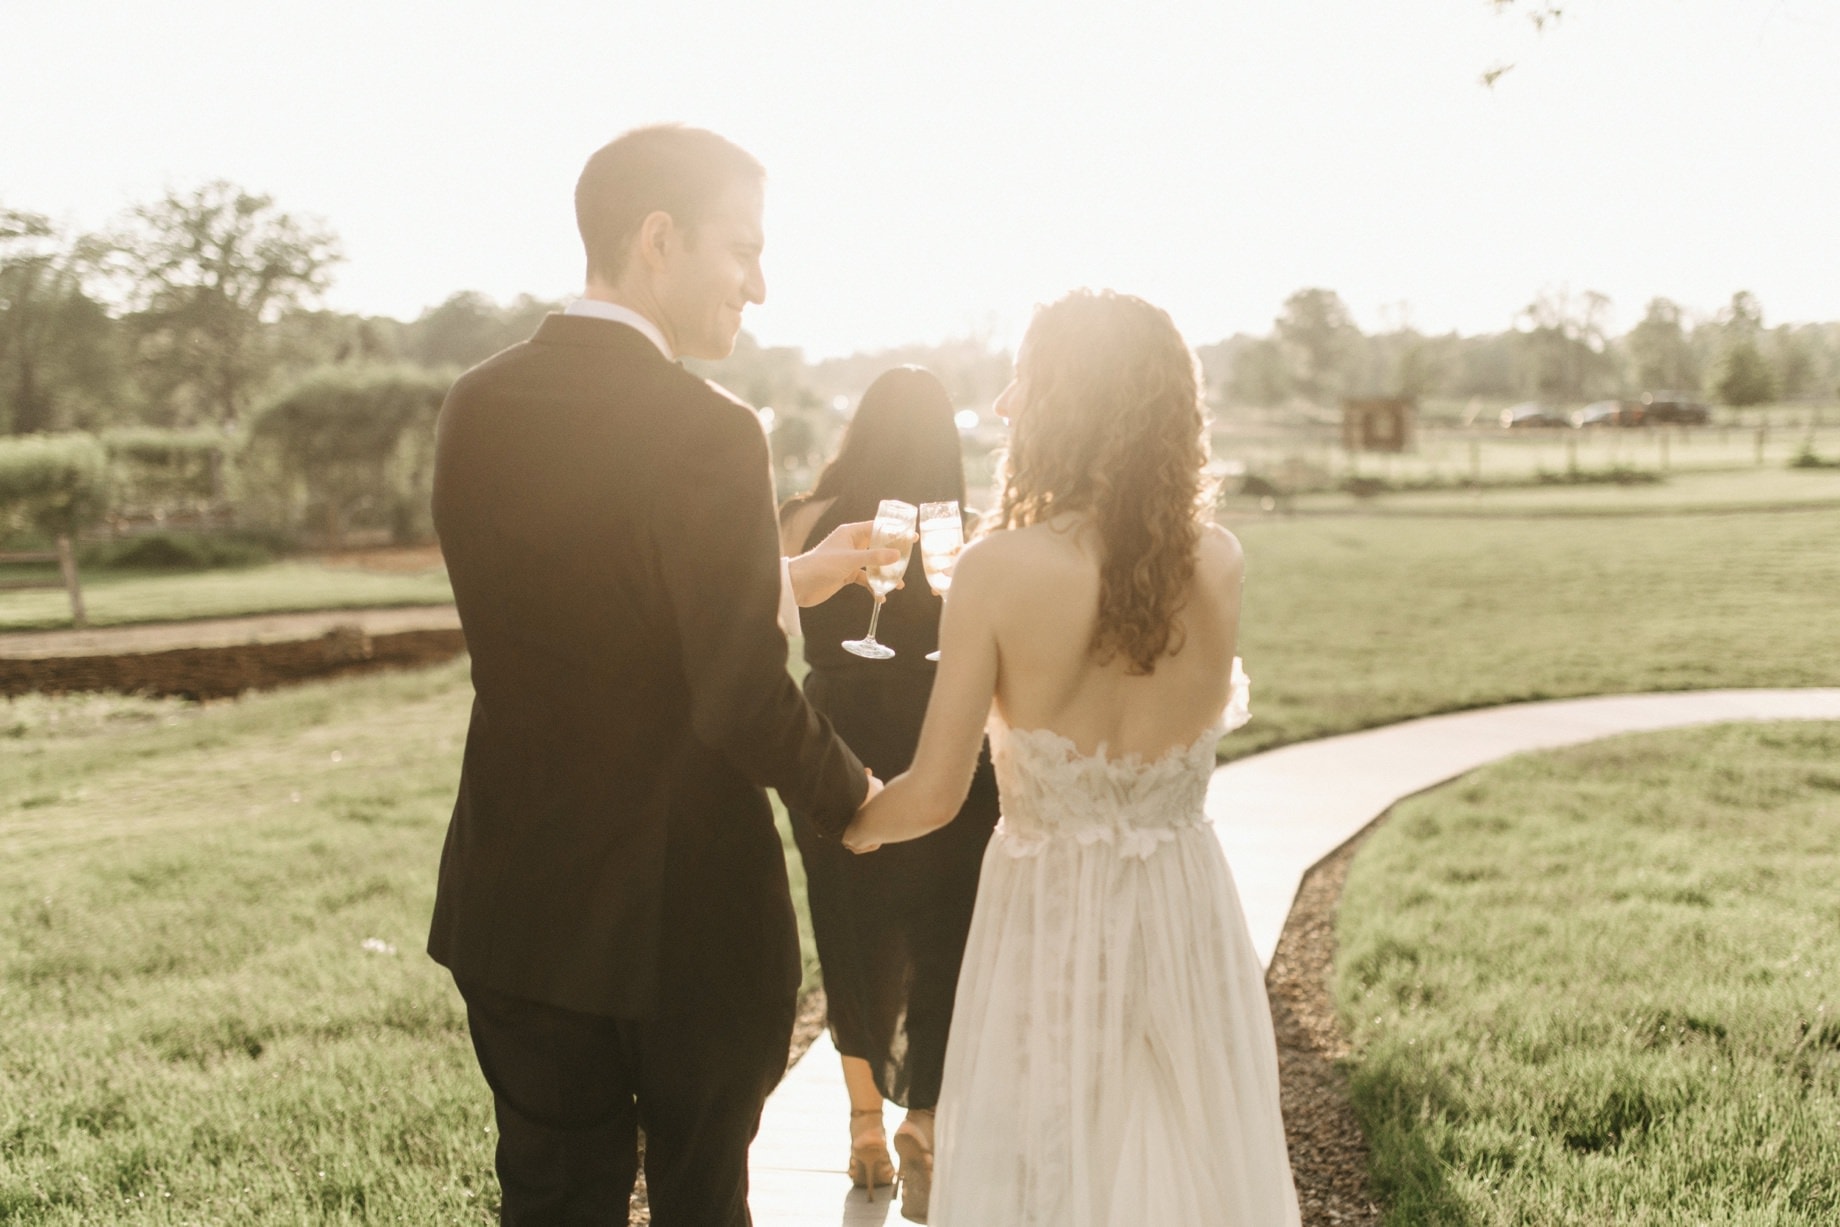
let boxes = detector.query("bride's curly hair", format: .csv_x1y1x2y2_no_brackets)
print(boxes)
991,289,1214,675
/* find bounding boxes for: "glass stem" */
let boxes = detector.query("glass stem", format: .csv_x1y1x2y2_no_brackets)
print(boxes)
864,595,885,642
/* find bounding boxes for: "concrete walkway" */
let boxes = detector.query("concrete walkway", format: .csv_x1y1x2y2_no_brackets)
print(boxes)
749,687,1840,1223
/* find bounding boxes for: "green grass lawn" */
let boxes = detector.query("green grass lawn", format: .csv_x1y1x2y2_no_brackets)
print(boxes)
0,561,453,633
1226,506,1840,760
1335,721,1840,1225
2,505,1837,1221
0,665,489,1224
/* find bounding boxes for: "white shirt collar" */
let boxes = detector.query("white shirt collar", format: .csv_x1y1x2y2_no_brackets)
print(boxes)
564,298,674,361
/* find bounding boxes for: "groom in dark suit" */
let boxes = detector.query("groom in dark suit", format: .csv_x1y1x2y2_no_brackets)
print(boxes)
428,125,886,1225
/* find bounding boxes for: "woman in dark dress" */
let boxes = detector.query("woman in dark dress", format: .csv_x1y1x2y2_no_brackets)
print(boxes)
779,366,1000,1219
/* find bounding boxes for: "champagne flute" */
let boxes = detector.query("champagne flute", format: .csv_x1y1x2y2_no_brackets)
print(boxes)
918,501,964,662
842,499,917,660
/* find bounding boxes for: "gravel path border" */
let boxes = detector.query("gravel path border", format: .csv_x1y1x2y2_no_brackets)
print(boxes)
1268,829,1382,1225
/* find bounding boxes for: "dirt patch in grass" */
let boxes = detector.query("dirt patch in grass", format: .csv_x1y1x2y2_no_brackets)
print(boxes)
0,626,465,699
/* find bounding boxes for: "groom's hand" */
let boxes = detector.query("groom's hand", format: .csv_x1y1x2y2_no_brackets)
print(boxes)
788,520,910,607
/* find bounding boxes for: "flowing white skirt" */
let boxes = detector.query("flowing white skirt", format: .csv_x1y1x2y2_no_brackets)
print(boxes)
929,823,1302,1226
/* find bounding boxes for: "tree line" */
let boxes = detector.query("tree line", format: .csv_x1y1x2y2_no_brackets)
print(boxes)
1202,287,1839,416
3,181,1837,549
0,185,565,436
9,182,1837,442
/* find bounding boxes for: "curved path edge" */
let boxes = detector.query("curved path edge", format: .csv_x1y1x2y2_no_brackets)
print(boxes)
1209,687,1840,968
751,686,1840,1224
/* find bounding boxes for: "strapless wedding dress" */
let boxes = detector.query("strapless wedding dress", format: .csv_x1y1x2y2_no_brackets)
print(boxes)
930,664,1301,1226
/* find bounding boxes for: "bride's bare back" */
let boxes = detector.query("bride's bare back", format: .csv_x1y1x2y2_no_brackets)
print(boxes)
845,512,1244,849
975,515,1243,759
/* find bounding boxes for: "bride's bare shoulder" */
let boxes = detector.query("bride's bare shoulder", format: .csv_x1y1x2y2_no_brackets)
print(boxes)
1198,521,1245,570
953,524,1086,596
1195,523,1246,601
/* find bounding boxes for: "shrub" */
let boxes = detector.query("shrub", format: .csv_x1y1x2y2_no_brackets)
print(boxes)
1790,443,1840,470
100,428,230,519
77,531,275,570
240,365,449,545
0,433,110,544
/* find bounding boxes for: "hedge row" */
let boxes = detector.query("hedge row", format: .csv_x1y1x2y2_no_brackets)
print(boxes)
0,433,110,541
0,366,451,547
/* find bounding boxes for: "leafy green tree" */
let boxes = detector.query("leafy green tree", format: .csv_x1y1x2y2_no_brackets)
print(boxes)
1513,288,1614,401
1274,288,1360,406
241,365,446,544
1721,290,1765,338
1218,336,1289,407
1769,326,1816,400
1625,297,1697,394
1705,292,1776,408
1713,339,1777,408
401,292,556,369
110,182,341,428
270,307,403,375
690,331,824,417
0,211,124,434
1390,336,1446,400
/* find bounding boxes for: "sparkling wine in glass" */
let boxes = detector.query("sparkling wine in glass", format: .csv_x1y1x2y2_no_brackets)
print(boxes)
918,501,963,661
842,499,917,660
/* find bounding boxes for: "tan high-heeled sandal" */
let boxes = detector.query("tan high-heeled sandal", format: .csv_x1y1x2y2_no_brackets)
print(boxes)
891,1109,934,1223
849,1107,896,1199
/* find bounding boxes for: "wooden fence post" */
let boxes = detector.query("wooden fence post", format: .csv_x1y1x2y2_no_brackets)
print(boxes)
56,534,86,628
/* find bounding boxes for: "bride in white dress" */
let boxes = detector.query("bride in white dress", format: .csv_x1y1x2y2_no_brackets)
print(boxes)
845,289,1301,1226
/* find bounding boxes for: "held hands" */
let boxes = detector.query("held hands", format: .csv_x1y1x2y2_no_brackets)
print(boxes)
846,769,886,855
843,771,948,854
788,520,911,607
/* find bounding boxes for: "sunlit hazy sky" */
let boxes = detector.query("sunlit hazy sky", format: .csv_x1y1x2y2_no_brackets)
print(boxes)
5,1,1836,356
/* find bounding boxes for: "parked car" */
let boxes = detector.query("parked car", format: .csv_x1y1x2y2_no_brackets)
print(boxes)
1500,402,1569,429
1572,399,1646,428
1641,393,1711,425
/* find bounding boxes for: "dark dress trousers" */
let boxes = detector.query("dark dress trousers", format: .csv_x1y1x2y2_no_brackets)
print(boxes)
427,314,868,1226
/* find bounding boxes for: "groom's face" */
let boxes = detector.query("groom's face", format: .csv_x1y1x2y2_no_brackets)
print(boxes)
657,179,767,361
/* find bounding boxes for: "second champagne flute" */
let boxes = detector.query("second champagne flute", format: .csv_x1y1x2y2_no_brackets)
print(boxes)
842,499,917,660
918,501,964,662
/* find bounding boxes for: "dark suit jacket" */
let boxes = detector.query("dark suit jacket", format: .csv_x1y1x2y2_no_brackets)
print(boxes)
426,314,868,1018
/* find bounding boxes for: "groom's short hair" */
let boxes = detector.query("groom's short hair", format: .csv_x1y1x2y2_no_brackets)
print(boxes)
576,125,766,284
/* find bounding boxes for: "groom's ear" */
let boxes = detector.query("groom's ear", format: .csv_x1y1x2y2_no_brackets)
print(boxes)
634,209,678,275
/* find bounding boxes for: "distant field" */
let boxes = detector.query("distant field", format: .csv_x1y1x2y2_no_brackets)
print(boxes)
0,560,453,633
1224,505,1840,760
1337,721,1840,1224
1219,420,1840,495
1282,465,1840,517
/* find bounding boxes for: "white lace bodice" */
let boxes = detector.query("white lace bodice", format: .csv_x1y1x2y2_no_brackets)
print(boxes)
990,660,1250,861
